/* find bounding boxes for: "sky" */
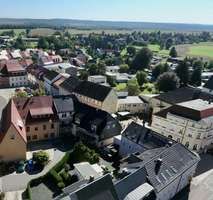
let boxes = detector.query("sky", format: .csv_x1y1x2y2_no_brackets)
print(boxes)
0,0,213,24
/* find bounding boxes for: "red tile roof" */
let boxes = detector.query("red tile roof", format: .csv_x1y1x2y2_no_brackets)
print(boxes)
0,100,27,143
5,60,25,72
13,96,56,123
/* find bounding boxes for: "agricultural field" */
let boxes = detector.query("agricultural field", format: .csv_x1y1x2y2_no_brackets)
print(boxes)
175,42,213,59
0,28,26,36
28,28,59,37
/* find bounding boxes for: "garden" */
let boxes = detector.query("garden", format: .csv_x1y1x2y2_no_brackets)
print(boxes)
26,142,100,200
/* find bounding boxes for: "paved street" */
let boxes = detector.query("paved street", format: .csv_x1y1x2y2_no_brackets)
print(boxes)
1,148,64,192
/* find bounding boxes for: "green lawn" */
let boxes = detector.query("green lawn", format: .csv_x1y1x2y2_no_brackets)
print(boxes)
148,44,169,56
176,42,213,59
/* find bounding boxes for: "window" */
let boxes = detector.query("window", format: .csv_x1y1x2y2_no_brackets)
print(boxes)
43,125,46,130
168,135,173,139
35,127,38,131
44,134,48,139
193,144,198,151
27,136,31,141
51,124,54,129
50,133,55,138
26,127,30,132
177,138,181,143
62,113,67,118
185,142,189,148
32,135,38,140
10,134,15,140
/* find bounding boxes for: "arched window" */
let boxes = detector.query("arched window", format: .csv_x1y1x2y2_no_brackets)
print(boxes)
168,135,173,139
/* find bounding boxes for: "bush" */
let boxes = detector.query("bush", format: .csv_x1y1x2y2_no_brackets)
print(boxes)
27,184,32,200
64,164,70,172
33,151,49,167
57,182,65,189
60,170,70,182
53,152,70,172
49,169,63,184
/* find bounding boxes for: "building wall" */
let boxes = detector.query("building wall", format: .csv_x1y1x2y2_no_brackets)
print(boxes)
102,90,118,114
9,75,28,87
151,113,213,152
149,98,171,113
119,136,144,157
88,76,106,84
26,121,59,142
117,102,146,114
202,87,213,95
0,125,26,161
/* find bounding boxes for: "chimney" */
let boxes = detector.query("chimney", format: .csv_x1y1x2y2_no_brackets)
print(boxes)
155,158,162,174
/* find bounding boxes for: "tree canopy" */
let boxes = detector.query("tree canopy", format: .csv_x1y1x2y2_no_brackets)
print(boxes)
156,72,180,92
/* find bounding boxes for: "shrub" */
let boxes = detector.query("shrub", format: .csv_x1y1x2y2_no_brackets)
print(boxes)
64,163,70,172
53,152,70,172
49,169,63,184
60,170,70,182
57,182,65,189
33,151,49,167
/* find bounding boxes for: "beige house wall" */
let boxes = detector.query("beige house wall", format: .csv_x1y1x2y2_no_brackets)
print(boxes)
26,121,59,142
0,125,26,161
102,90,118,114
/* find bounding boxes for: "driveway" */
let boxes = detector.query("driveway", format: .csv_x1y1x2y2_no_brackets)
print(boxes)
1,148,64,192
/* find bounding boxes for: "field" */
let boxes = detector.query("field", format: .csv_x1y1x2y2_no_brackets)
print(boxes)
176,42,213,59
0,29,26,36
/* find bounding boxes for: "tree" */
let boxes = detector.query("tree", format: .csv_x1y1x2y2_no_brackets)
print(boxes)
119,64,129,73
156,72,180,92
207,61,213,70
33,151,49,167
175,59,190,86
190,66,202,86
136,71,148,86
126,46,136,56
38,37,49,49
127,78,140,96
107,75,116,87
131,47,153,71
15,90,28,98
152,63,168,80
169,47,178,57
14,37,26,50
79,70,89,81
165,38,173,50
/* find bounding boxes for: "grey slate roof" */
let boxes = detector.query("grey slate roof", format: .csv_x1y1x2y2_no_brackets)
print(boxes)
120,143,200,195
60,76,81,93
54,96,74,113
204,76,213,90
155,87,213,105
123,122,169,150
74,81,113,101
69,174,119,200
44,69,59,81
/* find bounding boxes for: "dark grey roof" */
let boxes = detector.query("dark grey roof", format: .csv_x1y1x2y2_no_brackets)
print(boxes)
155,87,213,105
44,69,59,81
54,96,74,113
69,174,119,200
204,76,213,90
123,122,169,150
74,81,113,101
121,143,200,194
60,76,81,93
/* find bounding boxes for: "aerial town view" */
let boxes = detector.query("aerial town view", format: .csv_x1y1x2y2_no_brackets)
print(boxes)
0,0,213,199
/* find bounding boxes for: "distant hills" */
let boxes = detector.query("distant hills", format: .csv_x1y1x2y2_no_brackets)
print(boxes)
0,18,213,32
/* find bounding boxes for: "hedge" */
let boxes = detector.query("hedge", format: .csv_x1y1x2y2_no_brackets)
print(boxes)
53,152,70,172
49,169,63,183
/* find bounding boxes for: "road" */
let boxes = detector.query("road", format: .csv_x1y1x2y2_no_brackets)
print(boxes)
1,148,64,192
